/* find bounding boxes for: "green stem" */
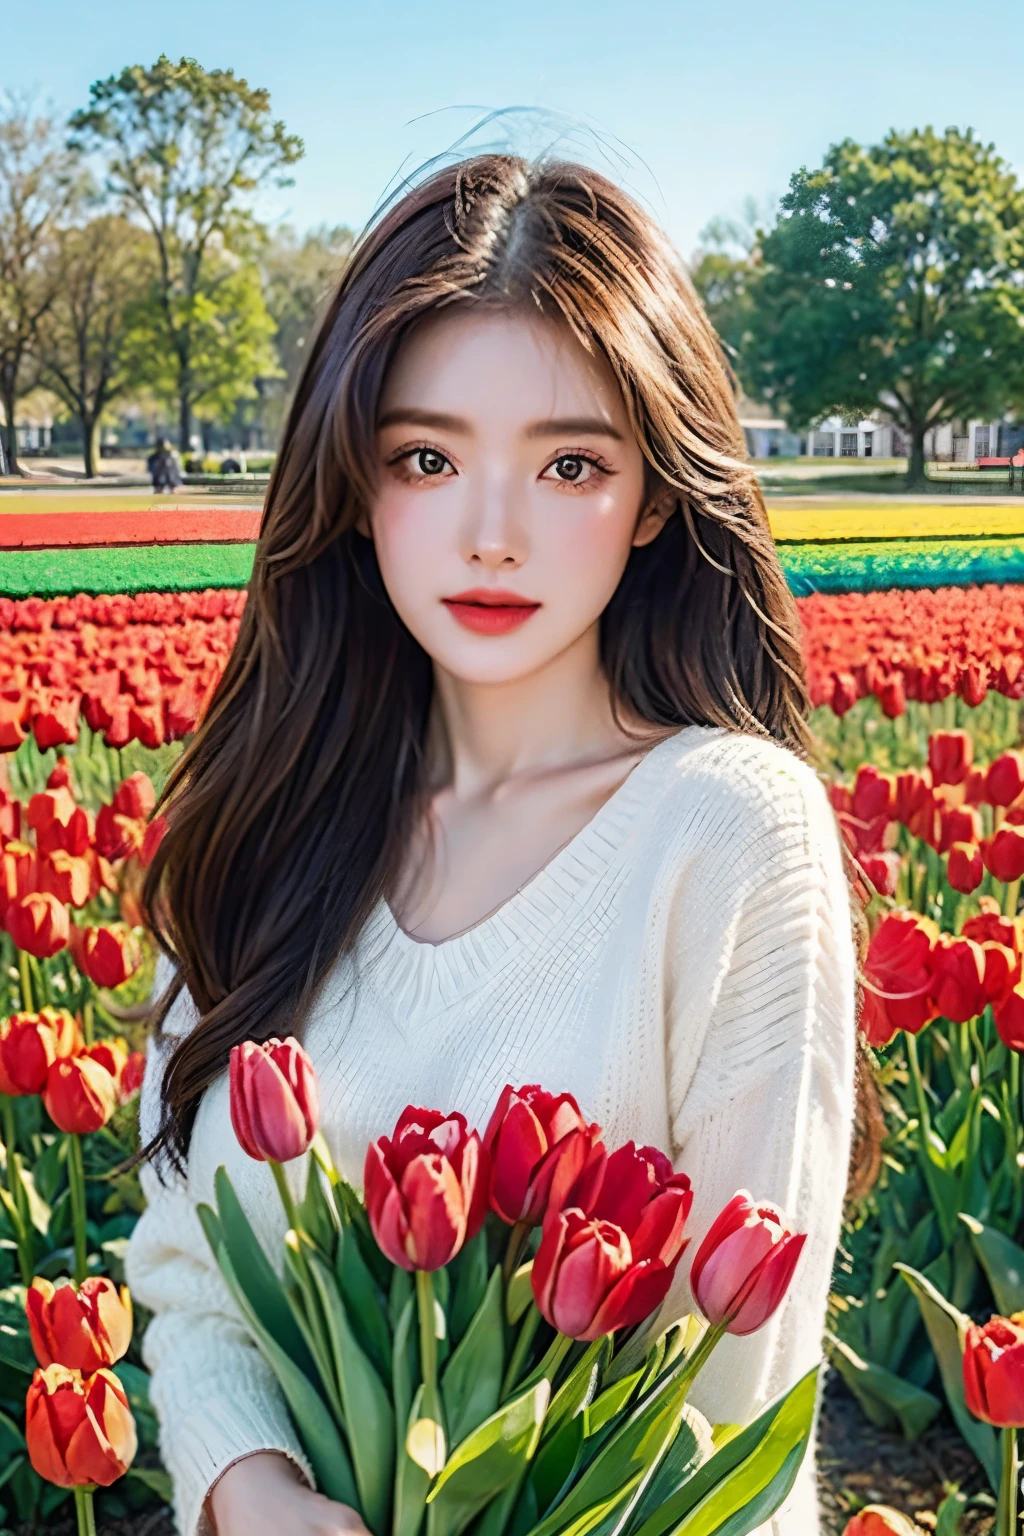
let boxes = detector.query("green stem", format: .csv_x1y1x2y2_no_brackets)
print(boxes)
74,1486,97,1536
999,1425,1019,1536
269,1160,301,1235
17,950,32,1014
1005,878,1022,920
66,1133,89,1286
501,1301,543,1398
416,1267,446,1467
516,1330,573,1395
82,1000,94,1048
502,1221,530,1287
905,1032,956,1246
678,1321,727,1395
2,1096,32,1287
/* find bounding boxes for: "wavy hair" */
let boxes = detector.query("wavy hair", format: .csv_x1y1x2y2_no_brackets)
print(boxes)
143,154,811,1169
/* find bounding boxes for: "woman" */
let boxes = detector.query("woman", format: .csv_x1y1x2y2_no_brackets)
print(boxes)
126,155,856,1536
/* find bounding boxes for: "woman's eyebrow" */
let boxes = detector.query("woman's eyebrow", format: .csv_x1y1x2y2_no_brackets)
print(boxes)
525,417,624,441
377,408,471,432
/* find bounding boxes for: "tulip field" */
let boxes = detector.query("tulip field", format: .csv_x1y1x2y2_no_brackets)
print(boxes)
2,497,1024,1535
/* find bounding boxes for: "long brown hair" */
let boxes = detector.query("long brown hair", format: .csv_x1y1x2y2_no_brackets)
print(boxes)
144,154,811,1170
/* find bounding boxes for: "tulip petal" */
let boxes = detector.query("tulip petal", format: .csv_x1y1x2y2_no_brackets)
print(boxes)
533,1211,573,1319
689,1191,751,1297
983,1342,1024,1428
403,1153,466,1271
490,1099,548,1223
549,1221,630,1339
587,1258,676,1340
629,1189,691,1267
727,1233,808,1336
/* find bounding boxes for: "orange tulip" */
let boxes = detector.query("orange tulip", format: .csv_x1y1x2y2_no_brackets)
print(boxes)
43,1055,118,1134
0,1010,80,1096
5,892,69,958
841,1508,919,1536
26,1276,132,1374
25,1363,136,1487
71,924,142,990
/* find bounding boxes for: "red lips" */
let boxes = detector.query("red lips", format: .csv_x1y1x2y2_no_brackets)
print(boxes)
442,588,541,635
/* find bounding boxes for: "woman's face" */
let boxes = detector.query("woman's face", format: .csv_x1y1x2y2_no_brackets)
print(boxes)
366,309,666,685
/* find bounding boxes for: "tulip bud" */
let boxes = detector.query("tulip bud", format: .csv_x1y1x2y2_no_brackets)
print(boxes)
5,891,69,958
43,1055,118,1134
93,804,145,863
947,841,983,895
112,772,156,822
894,768,932,831
963,904,1021,954
830,672,859,716
689,1191,807,1336
71,923,143,990
229,1038,320,1164
963,1314,1024,1427
878,675,906,720
138,813,169,868
0,1009,80,1096
852,765,895,824
364,1106,487,1271
482,1084,606,1227
26,1277,132,1374
861,910,938,1041
983,825,1024,884
841,1509,919,1536
119,1050,146,1103
858,851,900,898
26,1363,136,1487
84,1038,129,1093
987,751,1024,809
929,729,973,787
46,759,72,791
995,983,1024,1053
938,805,982,855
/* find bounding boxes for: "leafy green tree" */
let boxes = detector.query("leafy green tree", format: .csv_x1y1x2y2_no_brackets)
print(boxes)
69,55,303,451
33,216,152,476
260,223,354,436
689,201,768,371
0,98,82,473
121,255,280,441
742,127,1024,486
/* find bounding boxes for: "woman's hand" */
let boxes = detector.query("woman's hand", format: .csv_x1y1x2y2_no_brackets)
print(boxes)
207,1451,371,1535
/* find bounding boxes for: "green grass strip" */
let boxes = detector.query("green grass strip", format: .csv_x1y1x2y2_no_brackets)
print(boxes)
2,535,1024,600
0,543,257,597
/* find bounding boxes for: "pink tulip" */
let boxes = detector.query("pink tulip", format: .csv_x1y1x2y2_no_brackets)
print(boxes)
689,1191,806,1336
229,1038,320,1163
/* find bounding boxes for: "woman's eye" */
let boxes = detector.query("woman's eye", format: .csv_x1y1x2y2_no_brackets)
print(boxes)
543,455,600,486
413,448,451,477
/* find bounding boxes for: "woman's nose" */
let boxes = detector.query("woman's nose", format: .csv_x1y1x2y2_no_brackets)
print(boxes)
461,475,528,568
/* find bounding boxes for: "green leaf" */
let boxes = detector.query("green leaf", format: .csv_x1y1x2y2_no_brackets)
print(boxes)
935,1491,968,1536
674,1444,805,1536
394,1383,431,1536
126,1466,174,1503
392,1266,415,1331
211,1235,359,1509
825,1333,941,1439
450,1229,489,1343
543,1340,609,1441
585,1372,642,1438
535,1475,644,1536
628,1405,713,1526
208,1168,317,1382
530,1414,586,1516
17,1167,51,1237
443,1266,505,1448
507,1263,535,1325
394,1295,418,1446
299,1156,338,1256
0,1285,33,1376
526,1357,695,1536
426,1381,550,1536
631,1369,818,1536
307,1249,395,1536
337,1222,392,1383
960,1214,1024,1315
895,1263,1000,1491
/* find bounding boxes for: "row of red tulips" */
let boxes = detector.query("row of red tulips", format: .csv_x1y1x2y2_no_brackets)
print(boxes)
798,585,1024,714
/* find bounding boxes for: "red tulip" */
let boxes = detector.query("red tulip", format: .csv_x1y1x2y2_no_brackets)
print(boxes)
877,675,906,719
71,924,142,990
94,804,145,862
138,814,168,868
364,1106,487,1271
959,661,989,708
861,911,938,1043
963,766,989,806
858,851,900,898
929,933,987,1023
929,730,973,787
229,1037,320,1164
119,1050,146,1103
43,1055,118,1134
112,772,156,822
0,1010,80,1095
894,768,933,831
46,759,72,791
852,765,895,823
26,1363,136,1487
689,1191,807,1336
995,983,1024,1052
38,850,92,908
981,941,1020,1005
5,891,69,957
963,904,1021,955
83,1038,129,1093
830,672,859,716
841,1509,919,1536
947,842,983,894
983,825,1024,884
26,1277,132,1374
588,1141,693,1248
963,1315,1024,1427
987,751,1024,809
482,1084,606,1227
938,805,981,854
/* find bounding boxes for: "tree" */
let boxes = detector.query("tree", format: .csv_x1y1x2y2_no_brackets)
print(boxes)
741,128,1024,486
0,98,82,473
689,210,763,378
122,252,280,441
69,55,303,451
33,216,152,476
259,223,354,441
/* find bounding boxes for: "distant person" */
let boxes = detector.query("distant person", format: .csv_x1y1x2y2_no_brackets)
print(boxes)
146,438,182,494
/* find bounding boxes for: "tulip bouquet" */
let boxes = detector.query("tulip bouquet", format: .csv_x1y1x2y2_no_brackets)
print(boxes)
203,1041,816,1536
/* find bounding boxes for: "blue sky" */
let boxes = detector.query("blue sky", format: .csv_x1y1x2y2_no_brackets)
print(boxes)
7,0,1024,257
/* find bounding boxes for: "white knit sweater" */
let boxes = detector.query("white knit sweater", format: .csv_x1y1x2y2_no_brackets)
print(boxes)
125,726,856,1536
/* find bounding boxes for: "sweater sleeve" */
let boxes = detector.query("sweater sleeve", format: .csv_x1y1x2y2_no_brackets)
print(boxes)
124,956,314,1536
663,749,856,1533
